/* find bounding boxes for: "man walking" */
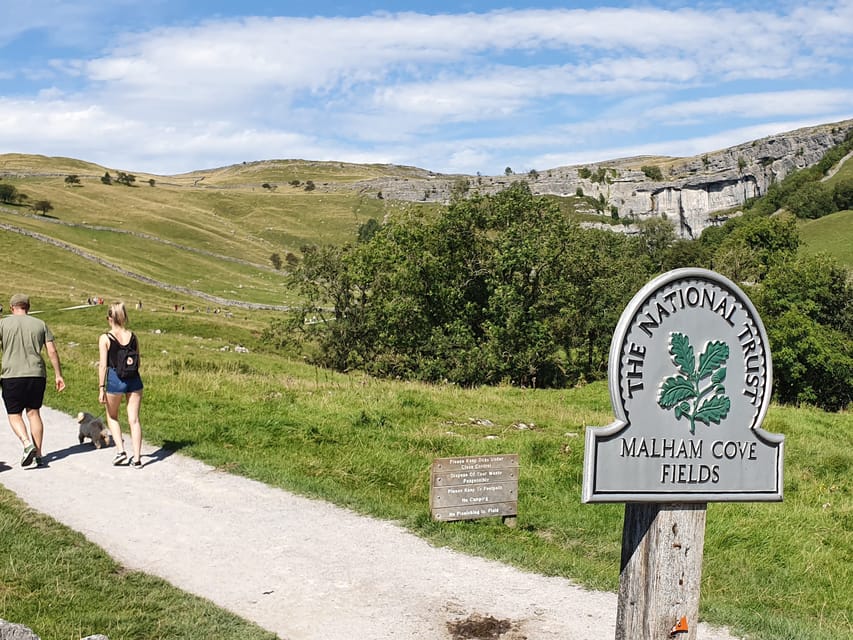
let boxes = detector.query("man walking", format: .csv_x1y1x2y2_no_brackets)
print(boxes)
0,294,65,467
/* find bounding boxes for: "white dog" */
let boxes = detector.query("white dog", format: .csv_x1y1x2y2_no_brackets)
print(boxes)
76,411,113,449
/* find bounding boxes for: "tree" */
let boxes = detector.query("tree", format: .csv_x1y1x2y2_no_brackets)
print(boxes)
285,181,653,388
636,217,677,271
64,174,80,186
0,183,18,203
785,182,835,219
504,167,513,176
270,253,283,270
32,200,53,215
148,179,156,187
712,244,762,284
661,238,712,271
833,179,853,211
450,177,470,202
304,180,316,191
357,218,381,243
756,253,853,410
554,228,651,381
757,252,852,335
289,243,365,372
101,172,112,185
641,165,664,181
764,309,852,410
712,212,799,283
115,171,136,186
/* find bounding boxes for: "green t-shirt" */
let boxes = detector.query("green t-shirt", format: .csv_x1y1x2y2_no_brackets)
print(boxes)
0,314,54,379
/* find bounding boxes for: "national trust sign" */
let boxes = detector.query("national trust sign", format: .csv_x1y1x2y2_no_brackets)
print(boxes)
583,268,784,503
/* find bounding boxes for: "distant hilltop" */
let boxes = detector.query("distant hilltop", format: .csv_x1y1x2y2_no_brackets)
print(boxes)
3,118,851,239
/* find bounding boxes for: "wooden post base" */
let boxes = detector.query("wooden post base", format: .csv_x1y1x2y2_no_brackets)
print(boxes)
615,503,707,640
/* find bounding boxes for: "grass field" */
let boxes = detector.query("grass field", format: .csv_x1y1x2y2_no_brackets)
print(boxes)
5,304,845,640
799,210,853,268
0,153,851,640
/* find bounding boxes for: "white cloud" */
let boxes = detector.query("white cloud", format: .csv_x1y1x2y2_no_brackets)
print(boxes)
1,3,851,174
654,90,853,122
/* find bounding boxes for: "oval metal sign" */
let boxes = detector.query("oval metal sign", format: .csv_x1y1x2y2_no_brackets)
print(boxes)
582,268,784,503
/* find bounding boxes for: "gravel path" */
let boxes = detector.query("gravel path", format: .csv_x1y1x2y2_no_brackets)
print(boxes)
0,406,741,640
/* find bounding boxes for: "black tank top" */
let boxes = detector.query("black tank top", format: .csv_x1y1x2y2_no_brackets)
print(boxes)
107,332,137,369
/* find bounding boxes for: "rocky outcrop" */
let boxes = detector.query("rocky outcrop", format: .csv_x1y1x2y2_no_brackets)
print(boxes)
336,118,853,238
0,619,109,640
0,619,40,640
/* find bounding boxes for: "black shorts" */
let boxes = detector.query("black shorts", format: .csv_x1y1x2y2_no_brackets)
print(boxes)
1,377,47,415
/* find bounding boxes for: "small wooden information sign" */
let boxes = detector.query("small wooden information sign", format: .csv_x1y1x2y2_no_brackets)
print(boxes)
430,454,518,522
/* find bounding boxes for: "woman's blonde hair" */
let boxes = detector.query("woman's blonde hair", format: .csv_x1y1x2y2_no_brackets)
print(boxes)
108,302,128,327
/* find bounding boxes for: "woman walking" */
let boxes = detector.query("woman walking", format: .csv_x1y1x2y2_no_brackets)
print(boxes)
98,301,144,467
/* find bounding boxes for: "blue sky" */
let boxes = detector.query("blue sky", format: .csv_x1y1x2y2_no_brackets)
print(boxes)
2,1,851,176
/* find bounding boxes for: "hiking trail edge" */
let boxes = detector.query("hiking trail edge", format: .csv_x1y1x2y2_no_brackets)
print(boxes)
0,406,741,640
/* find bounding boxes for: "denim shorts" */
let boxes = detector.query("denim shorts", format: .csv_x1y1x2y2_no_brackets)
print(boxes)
105,367,144,394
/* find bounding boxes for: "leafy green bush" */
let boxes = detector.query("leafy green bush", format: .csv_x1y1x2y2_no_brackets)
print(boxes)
711,213,799,283
641,165,664,181
766,309,852,410
757,253,853,410
833,179,853,210
785,182,836,219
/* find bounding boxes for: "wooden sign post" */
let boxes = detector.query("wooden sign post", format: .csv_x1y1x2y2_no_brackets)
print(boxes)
616,504,706,639
583,269,784,639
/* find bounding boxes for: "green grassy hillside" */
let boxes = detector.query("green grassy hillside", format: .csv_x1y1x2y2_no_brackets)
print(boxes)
797,150,853,266
0,156,401,309
799,210,853,267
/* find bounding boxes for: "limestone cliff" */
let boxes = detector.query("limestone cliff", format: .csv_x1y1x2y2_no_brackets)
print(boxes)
337,118,853,238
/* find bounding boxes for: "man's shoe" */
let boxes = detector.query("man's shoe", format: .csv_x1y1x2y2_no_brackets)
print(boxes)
21,444,36,467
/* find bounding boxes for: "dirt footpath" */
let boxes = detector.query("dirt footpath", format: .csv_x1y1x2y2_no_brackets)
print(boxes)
0,406,741,640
